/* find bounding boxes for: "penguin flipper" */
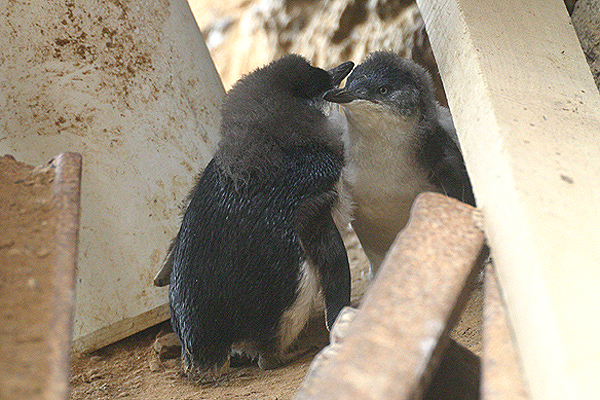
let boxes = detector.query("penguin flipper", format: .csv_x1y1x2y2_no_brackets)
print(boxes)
154,236,176,287
295,191,351,330
430,148,475,206
423,124,476,207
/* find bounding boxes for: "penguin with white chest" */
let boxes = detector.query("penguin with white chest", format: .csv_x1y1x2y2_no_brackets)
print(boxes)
169,55,354,381
325,51,475,273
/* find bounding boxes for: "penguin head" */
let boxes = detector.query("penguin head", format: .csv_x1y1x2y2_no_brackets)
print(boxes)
324,51,437,118
230,54,354,105
270,54,333,99
216,55,353,179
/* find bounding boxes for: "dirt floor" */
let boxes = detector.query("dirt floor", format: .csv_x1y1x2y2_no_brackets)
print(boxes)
0,156,58,400
68,277,483,400
70,318,329,400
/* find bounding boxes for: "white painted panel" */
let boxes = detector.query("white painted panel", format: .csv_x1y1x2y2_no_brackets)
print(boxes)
0,0,224,351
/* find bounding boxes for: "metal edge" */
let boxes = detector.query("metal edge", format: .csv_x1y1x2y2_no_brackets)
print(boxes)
45,152,82,400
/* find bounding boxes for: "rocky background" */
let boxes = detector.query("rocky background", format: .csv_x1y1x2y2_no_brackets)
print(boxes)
190,0,449,103
572,0,600,90
189,0,600,101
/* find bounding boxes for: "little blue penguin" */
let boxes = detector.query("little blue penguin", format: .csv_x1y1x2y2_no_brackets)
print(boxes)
325,51,475,273
169,55,354,381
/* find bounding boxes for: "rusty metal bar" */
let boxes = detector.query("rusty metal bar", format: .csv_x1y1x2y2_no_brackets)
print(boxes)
0,153,81,400
295,192,487,400
46,152,82,400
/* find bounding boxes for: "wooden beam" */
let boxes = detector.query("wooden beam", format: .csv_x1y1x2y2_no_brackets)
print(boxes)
416,1,600,399
295,193,487,400
72,304,170,353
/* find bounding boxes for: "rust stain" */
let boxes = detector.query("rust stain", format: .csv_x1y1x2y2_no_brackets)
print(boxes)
1,0,176,139
47,0,162,95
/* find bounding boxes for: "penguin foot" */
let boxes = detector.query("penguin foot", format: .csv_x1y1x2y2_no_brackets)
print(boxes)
182,349,231,383
257,346,316,370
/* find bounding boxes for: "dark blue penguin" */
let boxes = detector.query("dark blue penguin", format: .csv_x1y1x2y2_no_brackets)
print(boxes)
324,51,475,272
168,55,354,381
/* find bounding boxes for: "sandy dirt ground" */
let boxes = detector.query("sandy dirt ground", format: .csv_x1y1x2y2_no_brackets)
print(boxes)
70,318,329,400
68,272,482,400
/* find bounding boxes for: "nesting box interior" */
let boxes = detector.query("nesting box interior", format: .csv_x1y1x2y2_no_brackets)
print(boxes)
1,0,599,399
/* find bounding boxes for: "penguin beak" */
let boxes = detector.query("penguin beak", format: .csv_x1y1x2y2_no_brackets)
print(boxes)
323,87,358,104
327,61,354,87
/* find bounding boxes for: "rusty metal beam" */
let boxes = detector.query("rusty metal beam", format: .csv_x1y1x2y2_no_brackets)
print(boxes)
0,153,81,400
295,193,487,400
47,152,82,400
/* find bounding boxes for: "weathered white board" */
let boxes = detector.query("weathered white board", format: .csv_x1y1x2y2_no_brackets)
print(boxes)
416,1,600,399
0,0,224,352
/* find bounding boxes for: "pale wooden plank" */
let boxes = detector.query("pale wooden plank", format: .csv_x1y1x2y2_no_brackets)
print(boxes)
416,1,600,399
72,304,170,354
295,193,487,400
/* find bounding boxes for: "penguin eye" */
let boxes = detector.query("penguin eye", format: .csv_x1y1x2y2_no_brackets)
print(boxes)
378,86,389,95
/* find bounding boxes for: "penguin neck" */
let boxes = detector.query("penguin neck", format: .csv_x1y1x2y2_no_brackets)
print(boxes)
340,100,439,269
342,100,427,189
216,96,345,181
